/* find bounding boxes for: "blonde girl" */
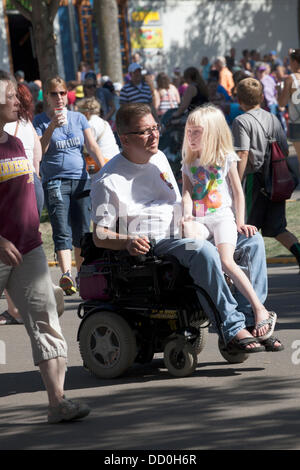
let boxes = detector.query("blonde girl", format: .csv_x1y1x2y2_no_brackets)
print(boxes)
181,104,276,340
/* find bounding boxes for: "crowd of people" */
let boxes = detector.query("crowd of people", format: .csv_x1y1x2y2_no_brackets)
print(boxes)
1,46,300,423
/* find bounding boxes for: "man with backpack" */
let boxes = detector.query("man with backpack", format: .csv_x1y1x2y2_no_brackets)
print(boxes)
232,77,300,272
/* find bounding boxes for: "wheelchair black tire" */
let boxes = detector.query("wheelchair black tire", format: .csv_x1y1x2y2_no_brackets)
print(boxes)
190,322,208,355
218,338,249,364
164,340,198,377
79,311,137,378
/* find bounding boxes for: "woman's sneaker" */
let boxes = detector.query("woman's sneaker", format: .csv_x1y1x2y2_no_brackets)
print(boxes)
48,396,90,424
59,271,77,296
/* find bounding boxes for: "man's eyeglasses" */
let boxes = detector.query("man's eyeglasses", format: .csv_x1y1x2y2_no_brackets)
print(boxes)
50,91,67,97
84,84,96,89
125,124,161,136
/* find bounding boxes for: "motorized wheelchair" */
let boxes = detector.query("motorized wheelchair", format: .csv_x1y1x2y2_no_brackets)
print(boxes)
76,234,249,379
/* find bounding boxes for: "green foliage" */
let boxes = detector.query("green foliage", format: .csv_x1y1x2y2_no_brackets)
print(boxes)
5,0,32,12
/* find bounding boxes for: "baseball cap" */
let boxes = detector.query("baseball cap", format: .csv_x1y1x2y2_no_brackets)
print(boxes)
128,63,142,74
257,64,267,71
15,70,25,78
270,50,277,56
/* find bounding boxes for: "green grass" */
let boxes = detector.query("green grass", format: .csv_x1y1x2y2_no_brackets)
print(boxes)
40,208,55,262
40,201,300,261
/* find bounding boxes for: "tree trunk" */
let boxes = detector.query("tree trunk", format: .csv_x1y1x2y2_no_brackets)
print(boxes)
11,0,60,87
31,0,60,86
94,0,123,83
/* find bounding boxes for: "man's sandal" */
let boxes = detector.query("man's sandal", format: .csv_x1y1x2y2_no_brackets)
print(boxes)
227,337,265,354
261,336,284,352
255,311,277,342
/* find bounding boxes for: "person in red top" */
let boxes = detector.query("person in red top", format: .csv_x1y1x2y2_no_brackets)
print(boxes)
0,72,90,424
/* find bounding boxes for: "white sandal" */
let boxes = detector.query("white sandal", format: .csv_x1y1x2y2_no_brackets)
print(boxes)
255,311,277,342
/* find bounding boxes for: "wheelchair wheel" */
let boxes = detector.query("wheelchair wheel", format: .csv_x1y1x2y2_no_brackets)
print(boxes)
218,338,249,364
190,321,208,354
164,339,198,377
79,311,137,378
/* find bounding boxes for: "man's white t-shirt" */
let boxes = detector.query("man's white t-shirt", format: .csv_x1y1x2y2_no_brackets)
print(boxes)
91,150,181,241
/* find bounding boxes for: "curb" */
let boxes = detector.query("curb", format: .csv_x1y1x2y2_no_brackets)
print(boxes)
267,257,297,265
48,261,77,267
47,258,297,267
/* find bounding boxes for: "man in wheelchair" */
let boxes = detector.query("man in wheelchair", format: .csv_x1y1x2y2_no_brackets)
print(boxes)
90,102,282,359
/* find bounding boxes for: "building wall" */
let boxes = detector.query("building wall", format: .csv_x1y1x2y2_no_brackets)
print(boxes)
128,0,299,73
0,0,10,72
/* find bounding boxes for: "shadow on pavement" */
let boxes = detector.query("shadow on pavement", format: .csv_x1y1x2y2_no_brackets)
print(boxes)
0,361,265,398
0,375,299,450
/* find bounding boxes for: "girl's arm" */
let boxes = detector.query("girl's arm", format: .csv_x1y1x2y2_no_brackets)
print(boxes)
182,172,194,220
84,127,105,169
228,162,257,237
277,75,293,108
236,150,249,181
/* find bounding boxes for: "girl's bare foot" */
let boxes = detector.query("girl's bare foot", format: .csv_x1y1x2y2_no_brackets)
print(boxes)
252,308,274,338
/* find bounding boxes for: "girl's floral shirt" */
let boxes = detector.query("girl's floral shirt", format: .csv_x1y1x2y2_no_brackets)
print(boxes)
182,152,238,218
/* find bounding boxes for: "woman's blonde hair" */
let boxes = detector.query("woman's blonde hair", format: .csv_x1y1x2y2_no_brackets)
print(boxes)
182,104,235,167
76,97,101,115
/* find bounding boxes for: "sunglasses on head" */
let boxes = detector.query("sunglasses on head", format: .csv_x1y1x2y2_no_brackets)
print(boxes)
50,91,67,97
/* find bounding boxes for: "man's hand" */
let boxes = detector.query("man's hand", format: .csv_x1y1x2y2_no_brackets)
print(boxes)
126,236,150,256
0,237,23,266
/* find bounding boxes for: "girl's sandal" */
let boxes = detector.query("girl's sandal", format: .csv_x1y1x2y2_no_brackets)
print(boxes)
228,336,265,354
255,311,277,342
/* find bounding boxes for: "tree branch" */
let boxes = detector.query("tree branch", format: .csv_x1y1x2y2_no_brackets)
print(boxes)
10,0,32,22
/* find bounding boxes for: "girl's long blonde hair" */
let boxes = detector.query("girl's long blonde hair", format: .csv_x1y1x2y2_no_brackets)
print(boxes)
182,104,235,167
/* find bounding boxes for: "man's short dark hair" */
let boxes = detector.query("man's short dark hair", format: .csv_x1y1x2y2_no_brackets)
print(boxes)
116,103,152,135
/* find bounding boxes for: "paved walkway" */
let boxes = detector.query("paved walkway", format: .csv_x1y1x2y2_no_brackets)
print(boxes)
0,263,299,450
